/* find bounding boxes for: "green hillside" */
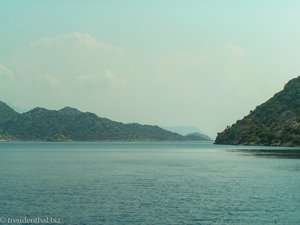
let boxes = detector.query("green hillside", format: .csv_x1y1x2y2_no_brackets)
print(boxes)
215,76,300,146
0,103,184,141
0,101,19,123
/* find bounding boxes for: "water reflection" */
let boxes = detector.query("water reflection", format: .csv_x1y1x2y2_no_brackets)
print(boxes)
234,149,300,159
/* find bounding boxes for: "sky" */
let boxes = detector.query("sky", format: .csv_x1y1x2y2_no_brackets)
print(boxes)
1,0,300,137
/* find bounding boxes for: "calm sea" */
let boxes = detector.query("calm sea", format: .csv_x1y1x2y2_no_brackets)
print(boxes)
0,142,299,225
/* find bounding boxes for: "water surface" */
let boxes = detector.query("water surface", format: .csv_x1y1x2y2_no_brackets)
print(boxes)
0,142,299,224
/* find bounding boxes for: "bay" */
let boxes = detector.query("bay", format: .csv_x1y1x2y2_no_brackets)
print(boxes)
0,142,299,225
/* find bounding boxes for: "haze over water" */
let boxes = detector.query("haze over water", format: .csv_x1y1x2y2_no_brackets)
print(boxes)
0,142,299,224
1,1,300,137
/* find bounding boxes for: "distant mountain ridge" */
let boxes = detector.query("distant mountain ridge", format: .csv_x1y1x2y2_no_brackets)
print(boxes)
164,126,212,141
0,101,188,141
184,132,212,141
215,76,300,146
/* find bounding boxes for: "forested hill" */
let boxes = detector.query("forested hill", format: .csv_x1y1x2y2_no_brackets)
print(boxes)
0,101,19,123
215,76,300,146
0,102,184,141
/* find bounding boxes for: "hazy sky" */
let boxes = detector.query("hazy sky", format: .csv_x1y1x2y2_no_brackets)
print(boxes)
1,1,300,137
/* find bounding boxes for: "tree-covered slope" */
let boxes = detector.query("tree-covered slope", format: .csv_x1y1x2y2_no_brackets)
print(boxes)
215,76,300,146
0,105,184,141
0,101,19,123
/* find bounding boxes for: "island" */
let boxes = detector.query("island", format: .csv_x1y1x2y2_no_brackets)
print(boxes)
0,100,208,142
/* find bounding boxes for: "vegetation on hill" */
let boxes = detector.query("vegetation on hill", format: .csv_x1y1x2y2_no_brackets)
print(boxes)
0,102,185,141
0,101,19,123
215,76,300,146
